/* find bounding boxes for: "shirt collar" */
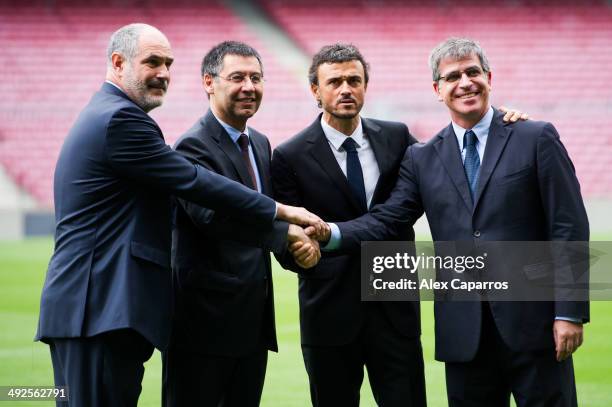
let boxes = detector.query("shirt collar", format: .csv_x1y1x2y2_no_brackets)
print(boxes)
211,111,249,144
320,116,365,152
452,106,494,147
105,80,127,95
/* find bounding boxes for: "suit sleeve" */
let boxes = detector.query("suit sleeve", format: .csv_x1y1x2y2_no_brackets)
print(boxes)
180,198,288,253
406,125,419,146
270,147,309,273
536,123,590,322
335,144,424,252
104,106,276,227
174,136,288,253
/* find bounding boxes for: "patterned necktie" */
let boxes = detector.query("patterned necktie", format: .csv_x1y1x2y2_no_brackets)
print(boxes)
237,134,258,190
342,137,367,211
463,129,480,199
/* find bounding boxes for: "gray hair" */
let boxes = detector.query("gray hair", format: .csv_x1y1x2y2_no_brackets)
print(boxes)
429,38,490,81
201,41,263,77
308,43,369,85
106,23,150,68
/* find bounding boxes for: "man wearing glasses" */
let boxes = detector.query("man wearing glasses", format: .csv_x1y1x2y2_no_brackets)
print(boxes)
163,41,320,407
323,38,588,407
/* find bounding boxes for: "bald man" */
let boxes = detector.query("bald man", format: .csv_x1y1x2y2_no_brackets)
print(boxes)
35,23,322,407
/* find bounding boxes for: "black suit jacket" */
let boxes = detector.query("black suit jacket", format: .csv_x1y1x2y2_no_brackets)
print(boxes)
35,84,276,350
271,115,420,346
338,108,590,362
170,110,288,357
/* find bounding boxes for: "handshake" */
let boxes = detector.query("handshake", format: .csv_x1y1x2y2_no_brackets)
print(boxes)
276,203,331,269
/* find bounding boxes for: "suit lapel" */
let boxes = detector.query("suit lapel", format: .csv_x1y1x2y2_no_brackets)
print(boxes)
306,117,365,214
473,111,512,211
363,119,391,206
249,132,271,195
434,124,473,212
202,110,255,189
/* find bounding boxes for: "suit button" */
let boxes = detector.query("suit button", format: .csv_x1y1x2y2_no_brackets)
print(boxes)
473,230,481,238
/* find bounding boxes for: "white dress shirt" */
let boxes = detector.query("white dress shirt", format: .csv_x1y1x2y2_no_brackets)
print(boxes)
320,116,380,208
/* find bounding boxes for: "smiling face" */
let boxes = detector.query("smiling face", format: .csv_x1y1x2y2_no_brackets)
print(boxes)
311,60,366,123
203,54,263,131
433,53,492,129
119,29,173,112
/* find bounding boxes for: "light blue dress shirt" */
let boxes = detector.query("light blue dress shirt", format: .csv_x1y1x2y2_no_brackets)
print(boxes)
452,106,493,163
212,113,262,192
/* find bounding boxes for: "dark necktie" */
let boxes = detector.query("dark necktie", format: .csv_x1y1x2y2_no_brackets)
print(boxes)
463,129,480,198
237,134,258,190
342,137,367,211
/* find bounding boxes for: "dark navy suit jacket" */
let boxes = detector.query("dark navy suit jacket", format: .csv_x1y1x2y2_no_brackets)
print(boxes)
170,110,287,356
337,108,589,362
272,115,421,346
36,83,276,350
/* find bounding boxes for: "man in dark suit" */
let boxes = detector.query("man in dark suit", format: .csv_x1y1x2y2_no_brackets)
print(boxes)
163,41,319,407
324,38,589,407
35,25,322,407
271,44,426,407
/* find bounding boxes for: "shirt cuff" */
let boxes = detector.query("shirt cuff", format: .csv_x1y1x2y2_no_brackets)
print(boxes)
274,202,278,219
322,223,341,251
555,316,583,324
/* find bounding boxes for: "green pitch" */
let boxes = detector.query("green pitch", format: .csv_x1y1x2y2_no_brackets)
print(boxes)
0,238,610,406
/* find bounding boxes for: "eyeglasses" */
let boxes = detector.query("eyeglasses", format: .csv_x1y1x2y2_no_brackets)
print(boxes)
216,73,264,85
438,67,486,83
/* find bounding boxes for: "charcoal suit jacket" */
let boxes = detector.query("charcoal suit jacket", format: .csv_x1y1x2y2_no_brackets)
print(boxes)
337,108,590,362
272,114,421,346
36,83,276,350
170,110,288,356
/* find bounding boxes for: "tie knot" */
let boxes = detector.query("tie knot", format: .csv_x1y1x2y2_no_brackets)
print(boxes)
238,134,249,151
342,137,359,153
463,130,477,147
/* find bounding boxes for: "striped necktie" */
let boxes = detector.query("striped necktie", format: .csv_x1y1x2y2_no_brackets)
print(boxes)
463,129,480,199
237,134,258,190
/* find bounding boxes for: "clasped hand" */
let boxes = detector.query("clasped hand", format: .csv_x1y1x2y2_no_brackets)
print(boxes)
287,224,321,269
276,203,331,268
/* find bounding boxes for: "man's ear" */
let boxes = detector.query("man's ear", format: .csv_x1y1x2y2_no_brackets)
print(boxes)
433,81,443,102
202,74,214,95
310,82,320,107
111,52,125,74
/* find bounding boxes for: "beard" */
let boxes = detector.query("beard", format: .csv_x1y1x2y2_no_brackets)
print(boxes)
123,68,167,112
330,110,359,120
325,98,362,120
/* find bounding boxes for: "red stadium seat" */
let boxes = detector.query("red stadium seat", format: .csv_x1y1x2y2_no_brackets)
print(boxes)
1,0,611,206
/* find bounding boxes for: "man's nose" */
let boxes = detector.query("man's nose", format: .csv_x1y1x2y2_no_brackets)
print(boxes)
339,81,351,94
157,65,170,81
241,77,256,92
458,72,472,87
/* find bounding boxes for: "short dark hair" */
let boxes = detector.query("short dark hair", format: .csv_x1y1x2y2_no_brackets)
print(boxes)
308,43,370,85
200,40,263,77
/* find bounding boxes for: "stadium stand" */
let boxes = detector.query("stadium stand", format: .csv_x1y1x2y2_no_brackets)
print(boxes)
0,0,316,207
261,0,612,198
0,0,611,207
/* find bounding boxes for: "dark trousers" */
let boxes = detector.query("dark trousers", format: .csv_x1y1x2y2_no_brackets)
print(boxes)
302,305,426,407
49,329,154,407
162,346,268,407
445,304,577,407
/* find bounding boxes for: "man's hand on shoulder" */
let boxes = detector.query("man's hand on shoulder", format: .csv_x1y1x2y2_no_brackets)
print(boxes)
499,105,530,122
